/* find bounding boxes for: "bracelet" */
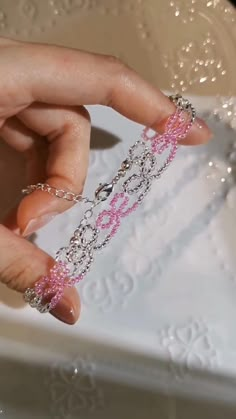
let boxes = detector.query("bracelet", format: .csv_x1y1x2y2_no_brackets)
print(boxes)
23,94,196,314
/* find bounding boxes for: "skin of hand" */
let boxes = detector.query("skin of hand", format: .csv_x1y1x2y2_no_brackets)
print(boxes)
0,37,212,325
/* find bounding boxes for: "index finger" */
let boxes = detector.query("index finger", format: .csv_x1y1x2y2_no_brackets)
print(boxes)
1,41,211,144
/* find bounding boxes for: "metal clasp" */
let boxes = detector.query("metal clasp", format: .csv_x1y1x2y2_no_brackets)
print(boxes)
169,93,196,123
95,182,113,201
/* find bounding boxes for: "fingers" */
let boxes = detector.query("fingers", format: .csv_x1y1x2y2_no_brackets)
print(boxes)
0,224,80,324
18,104,91,235
0,41,211,145
1,105,91,236
0,114,39,151
0,115,47,182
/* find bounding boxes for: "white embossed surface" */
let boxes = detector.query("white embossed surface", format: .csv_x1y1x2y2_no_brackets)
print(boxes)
0,1,236,419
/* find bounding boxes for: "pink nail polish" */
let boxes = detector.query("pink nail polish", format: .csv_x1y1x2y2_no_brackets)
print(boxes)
22,212,58,237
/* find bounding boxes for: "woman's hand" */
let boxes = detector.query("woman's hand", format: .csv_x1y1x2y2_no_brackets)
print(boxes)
0,37,212,324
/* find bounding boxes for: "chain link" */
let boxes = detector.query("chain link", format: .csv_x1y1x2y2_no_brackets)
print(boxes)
22,158,133,205
22,183,92,204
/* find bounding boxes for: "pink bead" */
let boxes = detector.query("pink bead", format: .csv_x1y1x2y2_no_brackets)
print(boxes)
144,109,192,157
96,192,138,239
32,262,83,309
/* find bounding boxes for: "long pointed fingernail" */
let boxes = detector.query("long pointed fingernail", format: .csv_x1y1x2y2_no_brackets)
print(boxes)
50,298,78,325
195,117,212,136
21,212,59,237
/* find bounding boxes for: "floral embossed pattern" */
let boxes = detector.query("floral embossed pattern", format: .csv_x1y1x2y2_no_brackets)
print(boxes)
0,0,55,36
49,0,93,16
169,0,196,23
81,270,135,311
157,320,219,380
136,0,235,95
162,33,227,93
48,357,104,418
0,0,143,37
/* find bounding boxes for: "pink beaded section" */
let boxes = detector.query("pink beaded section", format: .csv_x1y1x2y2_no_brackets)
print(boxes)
34,262,82,309
96,192,138,238
142,110,191,160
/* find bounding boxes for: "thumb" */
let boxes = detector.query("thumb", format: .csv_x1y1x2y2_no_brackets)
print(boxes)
0,224,80,324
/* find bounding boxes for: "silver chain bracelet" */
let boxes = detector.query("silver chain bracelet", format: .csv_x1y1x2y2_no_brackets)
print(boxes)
23,94,196,314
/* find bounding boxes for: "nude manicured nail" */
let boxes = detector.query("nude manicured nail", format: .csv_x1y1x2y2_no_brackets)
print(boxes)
50,298,77,325
194,117,213,136
21,212,59,237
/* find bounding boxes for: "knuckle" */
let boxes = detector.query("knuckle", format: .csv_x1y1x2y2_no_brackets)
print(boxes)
80,174,86,191
64,106,91,127
102,55,131,106
0,254,32,292
76,106,91,123
60,173,85,197
73,174,85,195
104,54,127,73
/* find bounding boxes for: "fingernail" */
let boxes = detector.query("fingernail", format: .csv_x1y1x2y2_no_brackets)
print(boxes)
50,298,76,325
195,117,213,137
21,212,59,237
